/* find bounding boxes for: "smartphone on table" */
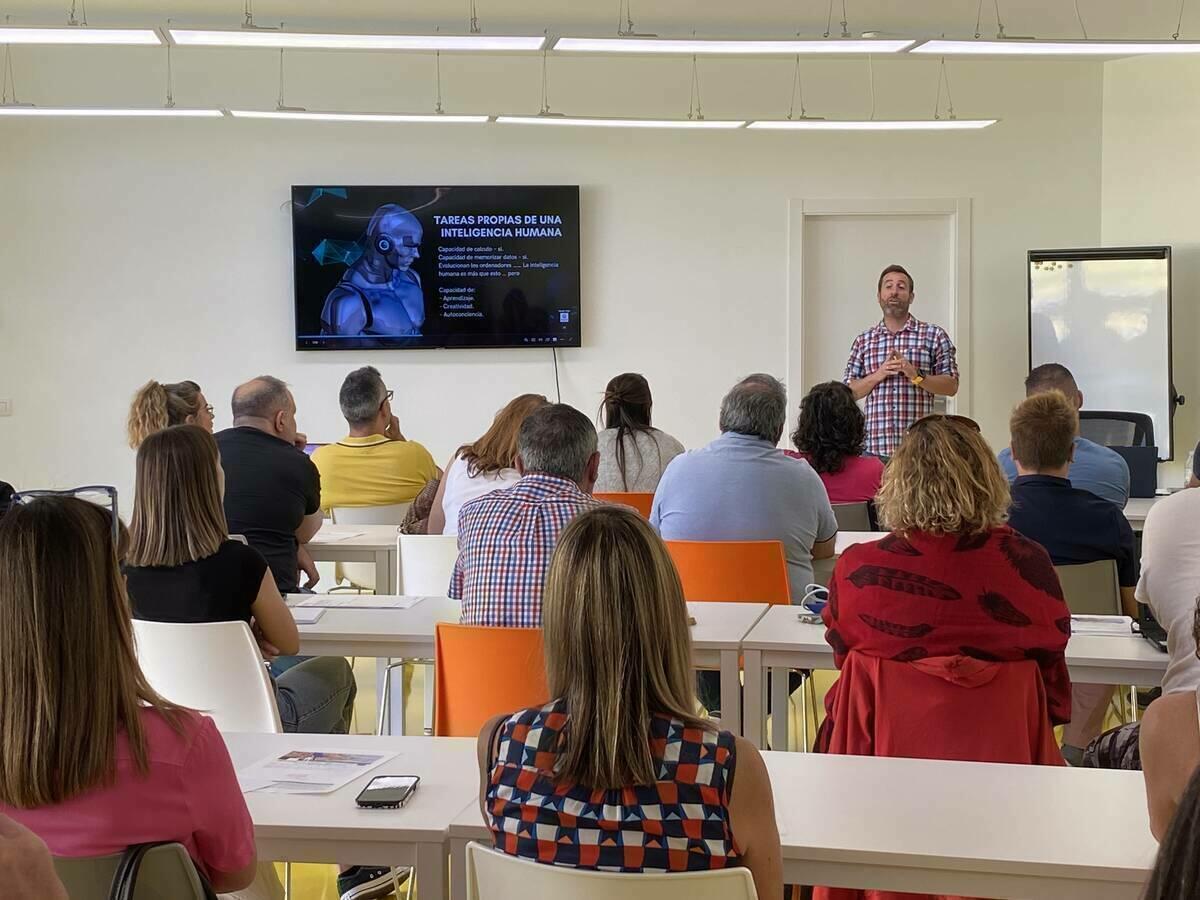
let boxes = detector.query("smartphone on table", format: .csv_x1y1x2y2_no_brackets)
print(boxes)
355,775,420,809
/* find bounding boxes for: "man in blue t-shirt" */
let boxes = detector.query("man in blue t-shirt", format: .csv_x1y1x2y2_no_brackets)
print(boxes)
1006,390,1139,765
997,363,1130,508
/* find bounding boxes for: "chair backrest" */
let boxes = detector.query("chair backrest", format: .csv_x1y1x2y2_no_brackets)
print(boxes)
665,540,791,604
465,842,758,900
397,533,461,595
132,620,282,733
434,624,548,737
594,492,654,518
832,502,871,532
1079,411,1155,448
330,504,410,589
54,843,212,900
1054,559,1121,616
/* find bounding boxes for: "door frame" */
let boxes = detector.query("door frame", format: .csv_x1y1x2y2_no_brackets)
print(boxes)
786,197,973,417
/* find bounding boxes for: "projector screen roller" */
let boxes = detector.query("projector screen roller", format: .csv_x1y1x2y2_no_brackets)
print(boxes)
292,185,581,350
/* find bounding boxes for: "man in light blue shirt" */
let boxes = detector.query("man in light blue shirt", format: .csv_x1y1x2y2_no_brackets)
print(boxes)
651,373,838,601
996,363,1130,508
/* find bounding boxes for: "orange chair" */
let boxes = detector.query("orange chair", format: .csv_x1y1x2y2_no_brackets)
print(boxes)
594,491,654,518
665,540,792,605
434,623,549,737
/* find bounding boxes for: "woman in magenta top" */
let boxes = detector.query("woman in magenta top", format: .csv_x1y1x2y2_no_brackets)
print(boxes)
786,381,884,503
0,496,258,895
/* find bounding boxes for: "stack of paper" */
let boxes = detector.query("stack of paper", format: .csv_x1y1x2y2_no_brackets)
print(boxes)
237,748,396,795
1070,615,1134,636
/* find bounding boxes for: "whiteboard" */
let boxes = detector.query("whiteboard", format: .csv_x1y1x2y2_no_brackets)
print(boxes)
1028,247,1172,458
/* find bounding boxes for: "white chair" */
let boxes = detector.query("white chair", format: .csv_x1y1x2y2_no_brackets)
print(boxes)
330,503,411,591
392,533,462,736
132,620,282,733
464,842,757,900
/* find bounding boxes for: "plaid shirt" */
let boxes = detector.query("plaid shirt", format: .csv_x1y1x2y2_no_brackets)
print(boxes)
450,473,600,628
843,315,958,457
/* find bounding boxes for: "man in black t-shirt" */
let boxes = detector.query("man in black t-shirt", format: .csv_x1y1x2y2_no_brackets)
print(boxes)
215,376,322,594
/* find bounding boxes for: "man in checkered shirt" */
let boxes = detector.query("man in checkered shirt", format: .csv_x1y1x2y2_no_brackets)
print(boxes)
843,264,960,457
451,403,601,627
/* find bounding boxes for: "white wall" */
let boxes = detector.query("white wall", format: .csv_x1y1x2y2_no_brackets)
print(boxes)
0,48,1103,500
1101,55,1200,485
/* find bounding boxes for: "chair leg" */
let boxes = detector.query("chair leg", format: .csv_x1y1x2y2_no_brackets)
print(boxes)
376,658,406,735
283,862,291,900
423,661,434,735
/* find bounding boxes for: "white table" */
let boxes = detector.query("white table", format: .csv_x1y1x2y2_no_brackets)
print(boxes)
1124,496,1158,530
741,605,1169,750
307,525,400,595
447,752,1156,900
225,732,478,900
295,597,770,739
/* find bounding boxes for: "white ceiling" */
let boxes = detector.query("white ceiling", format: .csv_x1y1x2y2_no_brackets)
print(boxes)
0,0,1192,40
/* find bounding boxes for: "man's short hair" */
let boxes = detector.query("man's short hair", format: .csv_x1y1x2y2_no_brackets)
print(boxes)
517,404,598,481
339,366,388,427
1010,390,1077,470
877,264,914,294
1025,363,1077,397
231,376,291,421
719,374,788,444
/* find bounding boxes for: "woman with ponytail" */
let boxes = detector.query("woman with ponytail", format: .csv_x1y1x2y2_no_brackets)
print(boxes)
126,380,214,448
594,373,684,493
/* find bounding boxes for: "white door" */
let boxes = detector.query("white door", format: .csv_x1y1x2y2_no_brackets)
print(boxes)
800,213,955,401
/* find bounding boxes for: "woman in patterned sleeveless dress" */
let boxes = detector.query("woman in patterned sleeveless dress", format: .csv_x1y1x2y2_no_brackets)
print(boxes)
475,505,782,899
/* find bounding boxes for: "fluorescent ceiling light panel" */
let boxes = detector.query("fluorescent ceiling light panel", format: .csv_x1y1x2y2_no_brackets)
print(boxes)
496,115,746,129
0,26,161,45
747,118,997,130
230,109,488,123
0,106,223,117
553,36,912,54
168,29,544,51
912,38,1200,56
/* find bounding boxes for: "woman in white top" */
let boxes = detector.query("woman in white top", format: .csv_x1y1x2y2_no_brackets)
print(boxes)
428,393,549,535
594,373,684,494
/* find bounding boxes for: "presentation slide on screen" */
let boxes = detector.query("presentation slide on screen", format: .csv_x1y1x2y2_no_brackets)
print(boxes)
292,185,581,350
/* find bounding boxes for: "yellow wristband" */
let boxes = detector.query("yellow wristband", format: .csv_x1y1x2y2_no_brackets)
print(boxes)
911,374,926,386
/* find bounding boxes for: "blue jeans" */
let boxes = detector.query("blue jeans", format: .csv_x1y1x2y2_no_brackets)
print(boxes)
273,656,357,734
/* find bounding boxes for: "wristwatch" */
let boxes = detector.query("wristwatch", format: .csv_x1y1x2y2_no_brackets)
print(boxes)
911,368,926,386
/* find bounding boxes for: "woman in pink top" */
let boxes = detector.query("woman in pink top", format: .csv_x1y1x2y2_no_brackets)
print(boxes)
786,381,885,504
0,496,258,895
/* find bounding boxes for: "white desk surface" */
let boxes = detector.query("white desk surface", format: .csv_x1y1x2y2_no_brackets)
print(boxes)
741,604,1168,687
224,731,477,885
1124,496,1158,525
308,524,401,550
447,753,1155,900
835,531,888,554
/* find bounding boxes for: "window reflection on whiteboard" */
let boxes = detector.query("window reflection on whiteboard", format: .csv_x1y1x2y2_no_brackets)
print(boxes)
1029,254,1170,457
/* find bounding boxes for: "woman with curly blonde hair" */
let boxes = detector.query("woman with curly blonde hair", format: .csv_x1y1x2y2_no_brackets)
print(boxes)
126,379,214,448
819,414,1073,734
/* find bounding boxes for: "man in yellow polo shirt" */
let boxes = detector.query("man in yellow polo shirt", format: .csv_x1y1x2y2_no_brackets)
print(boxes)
312,366,439,512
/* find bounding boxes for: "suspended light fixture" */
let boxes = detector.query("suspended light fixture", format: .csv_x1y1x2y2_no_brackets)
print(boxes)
551,36,912,55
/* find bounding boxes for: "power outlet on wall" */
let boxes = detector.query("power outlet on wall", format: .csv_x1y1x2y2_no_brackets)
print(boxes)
0,399,11,417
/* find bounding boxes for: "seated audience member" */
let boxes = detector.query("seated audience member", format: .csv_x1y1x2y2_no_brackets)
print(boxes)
452,403,600,627
785,381,885,504
0,481,12,518
1187,440,1200,489
820,415,1073,748
0,496,260,895
0,814,67,900
997,363,1130,507
478,506,782,900
1140,604,1200,842
594,373,685,493
312,366,439,513
1085,486,1200,770
428,393,548,535
217,376,322,594
652,373,838,601
1144,767,1200,900
1005,391,1139,765
398,475,441,535
123,425,356,735
127,379,215,448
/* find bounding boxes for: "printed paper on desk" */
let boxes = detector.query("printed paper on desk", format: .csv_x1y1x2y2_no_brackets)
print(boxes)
287,594,432,610
1071,615,1134,636
288,607,326,625
237,749,395,795
311,527,365,542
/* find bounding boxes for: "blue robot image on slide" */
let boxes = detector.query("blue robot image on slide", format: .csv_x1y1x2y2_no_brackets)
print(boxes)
320,204,426,337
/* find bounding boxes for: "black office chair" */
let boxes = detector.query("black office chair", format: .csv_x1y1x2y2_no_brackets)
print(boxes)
1078,411,1155,449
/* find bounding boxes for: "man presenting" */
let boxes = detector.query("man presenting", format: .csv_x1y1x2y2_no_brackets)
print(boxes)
843,265,959,457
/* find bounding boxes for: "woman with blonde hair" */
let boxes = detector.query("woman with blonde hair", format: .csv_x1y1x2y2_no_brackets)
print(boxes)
0,495,258,894
428,393,549,534
476,505,782,899
127,379,214,448
123,425,356,735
